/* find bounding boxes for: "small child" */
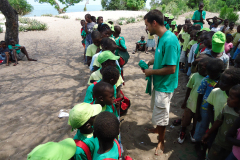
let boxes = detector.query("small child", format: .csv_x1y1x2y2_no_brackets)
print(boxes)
145,29,155,52
211,22,221,32
232,26,240,59
86,31,101,66
225,34,233,58
133,36,147,54
113,26,127,63
88,50,124,89
188,30,201,69
220,19,229,33
175,25,182,36
177,57,211,144
169,20,177,34
0,41,15,66
84,66,120,103
27,138,76,160
92,81,118,117
226,116,240,160
194,58,224,156
206,16,224,29
225,22,236,35
202,84,240,160
167,15,174,30
93,16,103,31
68,103,102,160
84,14,96,53
92,112,121,159
81,20,87,51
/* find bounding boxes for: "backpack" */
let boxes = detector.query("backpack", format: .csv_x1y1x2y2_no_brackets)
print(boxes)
74,140,92,160
114,90,131,116
117,38,130,66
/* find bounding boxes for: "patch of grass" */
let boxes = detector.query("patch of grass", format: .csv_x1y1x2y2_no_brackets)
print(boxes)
126,17,135,24
118,21,123,25
0,22,4,25
55,15,70,19
18,17,48,31
137,15,143,19
0,26,3,33
76,17,84,21
118,17,126,20
41,14,53,17
185,14,193,19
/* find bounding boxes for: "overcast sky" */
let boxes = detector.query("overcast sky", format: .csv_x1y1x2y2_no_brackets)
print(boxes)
27,0,151,8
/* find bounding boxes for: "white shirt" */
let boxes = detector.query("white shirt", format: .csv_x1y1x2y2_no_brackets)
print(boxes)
188,43,198,64
211,27,221,32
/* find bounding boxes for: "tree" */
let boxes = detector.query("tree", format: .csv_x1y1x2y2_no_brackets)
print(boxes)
101,0,145,10
8,0,34,16
35,0,83,14
0,0,19,45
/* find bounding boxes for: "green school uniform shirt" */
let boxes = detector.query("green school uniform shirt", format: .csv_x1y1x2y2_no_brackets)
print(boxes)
102,104,118,118
215,105,239,150
84,80,117,103
186,73,204,113
165,23,170,30
115,37,127,56
153,30,181,93
169,28,177,33
137,40,146,47
192,10,206,28
187,40,198,50
232,32,240,46
8,44,21,54
207,88,228,121
92,138,120,160
182,33,190,52
73,131,95,160
86,44,98,57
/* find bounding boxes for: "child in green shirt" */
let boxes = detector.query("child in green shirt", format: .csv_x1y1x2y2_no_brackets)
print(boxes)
178,57,211,144
92,81,119,118
86,31,101,66
133,36,147,54
202,85,240,160
92,111,121,160
113,26,127,57
84,66,120,103
68,103,102,160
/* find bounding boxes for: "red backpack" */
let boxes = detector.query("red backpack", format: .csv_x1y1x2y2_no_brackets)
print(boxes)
114,90,131,116
74,140,92,160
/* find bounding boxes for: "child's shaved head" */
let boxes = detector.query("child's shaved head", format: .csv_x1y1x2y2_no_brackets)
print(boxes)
93,81,114,98
102,66,119,86
93,111,119,142
91,31,101,39
114,26,121,34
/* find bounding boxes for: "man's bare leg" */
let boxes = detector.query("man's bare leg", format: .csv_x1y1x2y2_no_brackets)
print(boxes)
21,47,37,61
12,50,18,66
155,126,166,155
132,44,139,54
145,45,148,54
5,52,9,66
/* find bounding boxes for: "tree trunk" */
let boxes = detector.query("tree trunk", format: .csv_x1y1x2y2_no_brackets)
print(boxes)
0,0,19,45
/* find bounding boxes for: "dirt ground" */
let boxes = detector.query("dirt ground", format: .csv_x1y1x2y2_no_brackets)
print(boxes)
0,12,219,160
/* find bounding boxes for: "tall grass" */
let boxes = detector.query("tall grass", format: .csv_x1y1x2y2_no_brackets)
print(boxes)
19,17,48,31
55,15,70,19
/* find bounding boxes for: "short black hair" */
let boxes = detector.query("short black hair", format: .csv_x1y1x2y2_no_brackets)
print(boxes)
91,16,96,22
226,34,233,40
93,111,119,142
81,19,85,22
230,84,240,99
144,9,164,26
224,19,229,22
102,66,119,82
230,22,235,25
141,36,145,39
0,41,5,44
91,31,101,39
223,68,240,85
186,23,193,31
199,2,204,6
193,24,201,30
177,25,182,29
85,14,91,19
101,37,116,48
206,58,224,74
190,30,199,37
114,26,121,34
93,81,113,98
98,23,111,33
97,16,103,21
199,57,212,65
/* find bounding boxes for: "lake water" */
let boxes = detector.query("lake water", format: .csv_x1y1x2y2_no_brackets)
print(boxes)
25,5,102,17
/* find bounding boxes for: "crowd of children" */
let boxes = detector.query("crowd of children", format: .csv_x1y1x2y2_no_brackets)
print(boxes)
19,7,240,160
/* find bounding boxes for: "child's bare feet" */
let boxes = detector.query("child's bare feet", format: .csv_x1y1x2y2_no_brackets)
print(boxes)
155,141,164,155
145,127,158,133
28,58,37,61
13,63,17,66
6,63,9,66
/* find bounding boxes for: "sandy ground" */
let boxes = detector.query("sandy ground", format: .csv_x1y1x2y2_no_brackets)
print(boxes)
0,11,219,160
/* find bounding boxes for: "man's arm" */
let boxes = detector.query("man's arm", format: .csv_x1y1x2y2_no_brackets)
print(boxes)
181,88,192,109
217,17,224,24
84,22,88,34
143,65,176,77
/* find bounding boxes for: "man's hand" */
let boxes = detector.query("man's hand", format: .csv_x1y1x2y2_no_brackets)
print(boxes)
202,133,209,144
142,68,153,77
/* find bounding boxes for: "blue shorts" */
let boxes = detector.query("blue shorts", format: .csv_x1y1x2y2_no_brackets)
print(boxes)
194,108,210,141
233,48,240,59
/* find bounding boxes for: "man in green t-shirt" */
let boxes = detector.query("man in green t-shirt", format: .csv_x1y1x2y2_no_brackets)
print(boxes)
143,9,181,155
192,2,206,29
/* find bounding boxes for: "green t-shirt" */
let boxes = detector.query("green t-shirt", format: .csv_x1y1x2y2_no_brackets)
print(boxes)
169,27,177,33
8,44,21,54
84,80,117,103
102,104,119,118
186,73,204,113
137,40,146,47
215,105,239,150
74,130,95,160
192,10,206,28
86,44,98,57
115,36,127,56
187,40,198,50
165,24,170,30
153,30,181,93
182,33,190,52
92,138,120,160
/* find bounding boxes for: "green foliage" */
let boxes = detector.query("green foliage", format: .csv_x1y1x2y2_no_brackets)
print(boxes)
55,15,70,19
75,17,84,21
0,26,3,33
35,0,83,14
9,0,33,16
41,14,53,17
119,17,126,20
126,17,135,23
220,6,239,23
19,17,48,31
101,0,145,10
84,5,87,11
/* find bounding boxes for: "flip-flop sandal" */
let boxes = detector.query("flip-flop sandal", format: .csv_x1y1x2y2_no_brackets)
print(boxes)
172,119,181,126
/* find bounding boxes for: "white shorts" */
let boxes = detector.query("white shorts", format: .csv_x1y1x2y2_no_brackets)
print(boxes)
180,50,186,63
151,89,173,126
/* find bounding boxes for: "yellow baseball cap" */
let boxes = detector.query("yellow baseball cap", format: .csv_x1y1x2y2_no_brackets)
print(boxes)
98,50,120,64
27,138,76,160
68,103,102,130
212,31,226,53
